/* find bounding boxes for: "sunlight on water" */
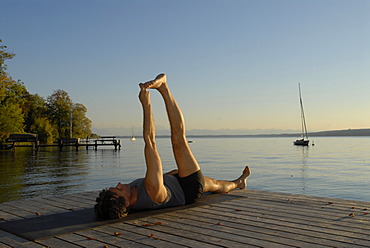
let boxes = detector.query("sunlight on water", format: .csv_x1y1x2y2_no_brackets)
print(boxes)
1,137,370,203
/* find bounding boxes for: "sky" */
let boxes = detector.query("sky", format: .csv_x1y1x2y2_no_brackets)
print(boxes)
1,0,369,136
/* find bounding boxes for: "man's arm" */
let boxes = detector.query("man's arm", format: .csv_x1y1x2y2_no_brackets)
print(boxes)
139,87,167,203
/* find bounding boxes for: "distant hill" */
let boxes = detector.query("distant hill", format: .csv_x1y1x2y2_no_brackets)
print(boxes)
307,128,370,137
117,128,370,139
187,128,370,138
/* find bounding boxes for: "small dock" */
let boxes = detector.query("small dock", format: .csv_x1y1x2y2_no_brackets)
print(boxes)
0,190,369,247
5,134,122,151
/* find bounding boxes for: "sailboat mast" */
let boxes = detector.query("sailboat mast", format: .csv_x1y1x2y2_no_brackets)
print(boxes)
298,83,308,139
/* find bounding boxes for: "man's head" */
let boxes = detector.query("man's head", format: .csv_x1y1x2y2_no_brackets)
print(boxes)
94,187,129,219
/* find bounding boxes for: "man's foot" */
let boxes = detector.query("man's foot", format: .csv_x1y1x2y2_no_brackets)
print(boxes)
233,166,251,189
141,73,167,91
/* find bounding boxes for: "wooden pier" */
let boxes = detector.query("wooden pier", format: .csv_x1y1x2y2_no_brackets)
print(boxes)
4,134,121,151
0,189,369,247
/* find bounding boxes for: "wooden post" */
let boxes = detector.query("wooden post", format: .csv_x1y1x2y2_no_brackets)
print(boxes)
58,139,63,151
75,140,79,151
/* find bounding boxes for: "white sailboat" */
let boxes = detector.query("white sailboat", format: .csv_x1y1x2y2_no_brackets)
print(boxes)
294,83,309,146
130,127,136,141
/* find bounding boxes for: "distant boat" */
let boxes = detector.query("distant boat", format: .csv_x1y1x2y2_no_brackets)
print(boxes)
294,83,309,146
130,127,136,141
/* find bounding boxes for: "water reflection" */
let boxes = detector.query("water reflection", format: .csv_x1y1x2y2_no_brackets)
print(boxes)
296,146,309,192
0,148,90,202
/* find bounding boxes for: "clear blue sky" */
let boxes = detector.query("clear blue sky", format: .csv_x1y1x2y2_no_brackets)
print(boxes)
1,0,369,135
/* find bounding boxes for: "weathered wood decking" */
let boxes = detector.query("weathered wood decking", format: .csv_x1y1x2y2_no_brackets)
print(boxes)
0,189,369,248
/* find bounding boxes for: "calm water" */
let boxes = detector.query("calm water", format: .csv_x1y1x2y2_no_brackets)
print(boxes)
1,137,370,203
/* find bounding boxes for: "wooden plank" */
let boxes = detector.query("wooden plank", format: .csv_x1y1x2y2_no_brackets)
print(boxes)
211,197,370,246
36,237,83,248
0,230,28,242
112,221,220,248
73,229,150,248
125,215,267,248
181,205,368,248
111,220,220,248
246,190,370,209
196,203,367,239
0,241,12,248
93,225,186,248
0,210,22,222
0,230,44,248
221,196,369,225
28,197,78,212
41,194,93,210
52,232,116,248
0,199,62,217
81,190,100,199
244,190,370,215
153,213,307,248
37,196,88,210
219,200,370,238
221,198,370,232
63,192,97,206
0,204,38,219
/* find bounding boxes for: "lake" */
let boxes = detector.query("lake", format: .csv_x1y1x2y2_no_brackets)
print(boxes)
1,137,369,203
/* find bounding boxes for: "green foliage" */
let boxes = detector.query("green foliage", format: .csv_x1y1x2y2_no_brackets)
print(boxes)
29,117,57,144
0,39,15,77
46,89,73,139
0,40,93,143
0,40,26,141
72,103,92,138
89,133,100,139
23,94,47,130
23,94,57,143
0,103,24,141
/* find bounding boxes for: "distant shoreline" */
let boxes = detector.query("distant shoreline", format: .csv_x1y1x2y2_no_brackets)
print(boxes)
117,128,370,139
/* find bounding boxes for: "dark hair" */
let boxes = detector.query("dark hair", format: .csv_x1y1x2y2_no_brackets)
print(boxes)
94,189,128,219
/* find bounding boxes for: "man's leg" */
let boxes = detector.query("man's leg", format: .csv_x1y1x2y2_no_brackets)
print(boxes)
203,166,251,193
141,74,200,178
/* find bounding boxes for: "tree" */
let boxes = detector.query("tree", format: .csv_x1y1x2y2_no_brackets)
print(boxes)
72,103,92,138
24,94,47,131
0,39,15,77
0,103,24,141
46,89,73,139
29,117,57,144
24,94,57,143
0,40,26,142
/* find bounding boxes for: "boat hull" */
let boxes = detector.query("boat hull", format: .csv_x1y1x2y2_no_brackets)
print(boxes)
294,139,309,146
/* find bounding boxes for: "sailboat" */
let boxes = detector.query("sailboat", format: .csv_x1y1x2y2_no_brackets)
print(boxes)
130,127,136,141
294,83,309,146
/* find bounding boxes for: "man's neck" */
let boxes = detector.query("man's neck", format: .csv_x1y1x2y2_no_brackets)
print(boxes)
129,186,138,206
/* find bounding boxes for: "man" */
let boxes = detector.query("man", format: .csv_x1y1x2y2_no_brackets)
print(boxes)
95,74,251,219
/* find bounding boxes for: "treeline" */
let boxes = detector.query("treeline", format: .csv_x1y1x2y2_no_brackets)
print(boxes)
0,39,93,143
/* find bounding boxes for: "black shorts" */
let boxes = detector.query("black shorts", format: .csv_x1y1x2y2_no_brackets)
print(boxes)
175,170,204,204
